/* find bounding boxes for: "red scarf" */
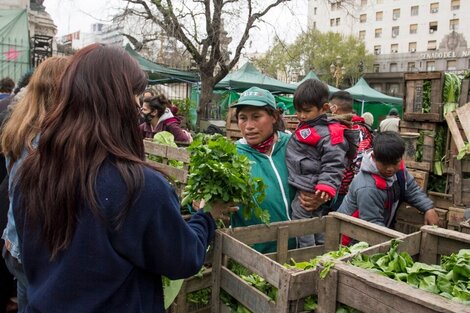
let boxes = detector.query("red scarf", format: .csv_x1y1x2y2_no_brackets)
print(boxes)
250,133,275,154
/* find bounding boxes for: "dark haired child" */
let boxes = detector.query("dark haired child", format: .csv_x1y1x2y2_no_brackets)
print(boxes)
338,131,439,228
286,79,352,247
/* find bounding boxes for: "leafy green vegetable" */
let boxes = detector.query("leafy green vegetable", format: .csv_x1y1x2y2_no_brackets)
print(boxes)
422,80,432,113
181,134,268,223
148,131,184,169
351,240,470,304
163,277,184,309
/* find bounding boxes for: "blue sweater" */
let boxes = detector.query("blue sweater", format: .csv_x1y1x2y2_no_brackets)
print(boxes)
14,161,216,313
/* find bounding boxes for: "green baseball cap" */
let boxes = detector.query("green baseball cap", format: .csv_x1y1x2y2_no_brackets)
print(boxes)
231,87,276,109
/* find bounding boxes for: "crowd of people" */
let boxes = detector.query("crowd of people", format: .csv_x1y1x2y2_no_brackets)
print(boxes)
0,43,439,313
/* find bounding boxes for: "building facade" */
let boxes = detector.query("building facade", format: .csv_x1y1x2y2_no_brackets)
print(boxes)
307,0,469,75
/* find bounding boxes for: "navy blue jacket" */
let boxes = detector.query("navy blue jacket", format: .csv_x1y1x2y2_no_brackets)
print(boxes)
14,161,215,313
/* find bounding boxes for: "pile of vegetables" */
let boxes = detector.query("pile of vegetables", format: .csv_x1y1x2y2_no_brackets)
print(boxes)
147,131,184,169
422,80,432,113
219,242,370,313
181,134,269,223
351,239,470,305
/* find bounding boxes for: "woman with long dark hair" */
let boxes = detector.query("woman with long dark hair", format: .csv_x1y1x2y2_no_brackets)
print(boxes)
14,44,223,312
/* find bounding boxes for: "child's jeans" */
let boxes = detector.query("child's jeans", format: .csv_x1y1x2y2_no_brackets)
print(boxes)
291,190,325,247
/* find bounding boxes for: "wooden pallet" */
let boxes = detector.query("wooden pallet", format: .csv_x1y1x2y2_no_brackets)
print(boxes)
403,72,444,122
445,102,470,157
460,220,470,234
394,204,448,234
333,226,470,313
460,78,470,107
210,212,404,313
399,120,438,171
169,268,212,313
143,140,190,198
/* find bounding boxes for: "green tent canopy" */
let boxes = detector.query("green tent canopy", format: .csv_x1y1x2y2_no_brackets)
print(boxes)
296,70,340,93
345,77,403,129
0,9,30,82
124,44,199,84
215,62,296,94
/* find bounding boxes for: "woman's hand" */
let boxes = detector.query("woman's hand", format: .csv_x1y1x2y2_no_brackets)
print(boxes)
192,199,238,224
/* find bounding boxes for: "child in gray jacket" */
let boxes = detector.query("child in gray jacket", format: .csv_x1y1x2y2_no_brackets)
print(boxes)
338,131,440,228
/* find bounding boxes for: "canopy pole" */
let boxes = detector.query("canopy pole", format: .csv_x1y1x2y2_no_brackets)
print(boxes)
361,100,365,115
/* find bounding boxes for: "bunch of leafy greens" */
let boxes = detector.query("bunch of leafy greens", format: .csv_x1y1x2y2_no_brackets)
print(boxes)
351,239,470,305
181,134,268,223
422,80,432,113
433,126,447,175
443,72,462,116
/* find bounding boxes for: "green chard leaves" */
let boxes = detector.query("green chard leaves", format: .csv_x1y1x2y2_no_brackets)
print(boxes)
181,134,268,223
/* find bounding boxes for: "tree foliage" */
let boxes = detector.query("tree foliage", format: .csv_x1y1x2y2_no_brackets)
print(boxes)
116,0,290,126
254,29,374,87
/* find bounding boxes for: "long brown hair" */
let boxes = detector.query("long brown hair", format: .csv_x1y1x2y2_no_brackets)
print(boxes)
17,44,148,259
1,57,69,163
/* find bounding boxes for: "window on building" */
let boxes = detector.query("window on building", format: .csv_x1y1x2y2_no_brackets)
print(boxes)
359,30,366,40
336,18,340,26
450,19,459,31
410,24,418,34
429,21,438,33
373,64,380,73
408,62,416,71
426,61,436,71
331,2,336,10
392,9,400,20
451,0,460,10
392,26,399,37
374,45,381,55
447,60,457,71
427,40,437,50
430,3,439,13
409,42,417,52
391,44,399,53
411,5,419,16
361,0,367,7
390,63,398,72
313,22,317,29
360,14,367,23
376,0,383,4
314,7,317,15
376,11,383,21
388,83,400,96
330,19,335,27
375,28,382,38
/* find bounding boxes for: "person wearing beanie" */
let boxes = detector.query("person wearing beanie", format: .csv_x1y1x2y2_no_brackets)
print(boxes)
379,108,400,132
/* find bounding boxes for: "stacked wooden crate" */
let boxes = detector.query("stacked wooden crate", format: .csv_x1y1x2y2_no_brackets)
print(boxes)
399,72,468,232
210,212,404,313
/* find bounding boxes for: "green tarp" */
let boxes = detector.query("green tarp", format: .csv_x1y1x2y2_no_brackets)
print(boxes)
346,77,403,129
296,70,340,93
124,44,199,84
215,62,296,94
0,9,30,82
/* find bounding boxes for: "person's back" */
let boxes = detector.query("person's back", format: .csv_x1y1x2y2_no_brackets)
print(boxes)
379,108,400,132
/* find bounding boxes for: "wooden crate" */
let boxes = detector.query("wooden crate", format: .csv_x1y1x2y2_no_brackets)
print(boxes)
460,220,470,234
447,206,466,231
407,168,429,191
460,79,470,107
445,102,470,158
169,268,212,313
210,212,405,313
394,204,448,234
399,120,440,172
404,72,444,122
330,226,470,313
143,140,190,198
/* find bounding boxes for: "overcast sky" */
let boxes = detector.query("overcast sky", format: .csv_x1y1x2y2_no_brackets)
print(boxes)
43,0,308,53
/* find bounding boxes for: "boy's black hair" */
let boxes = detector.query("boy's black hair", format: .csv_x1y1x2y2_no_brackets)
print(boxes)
0,77,15,93
373,131,405,164
329,90,353,112
293,79,329,111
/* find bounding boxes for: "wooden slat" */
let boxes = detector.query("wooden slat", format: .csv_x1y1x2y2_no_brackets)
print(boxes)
184,268,212,293
407,168,429,190
334,262,470,313
211,233,223,313
404,112,442,122
286,269,319,300
221,233,283,287
276,226,289,264
317,267,338,313
165,145,191,163
456,102,470,142
146,160,188,183
144,140,168,157
399,120,438,131
219,267,277,313
445,110,466,152
404,72,442,81
405,160,432,171
460,79,470,106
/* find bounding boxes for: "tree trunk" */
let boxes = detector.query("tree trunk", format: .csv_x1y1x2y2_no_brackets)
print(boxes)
196,73,216,130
